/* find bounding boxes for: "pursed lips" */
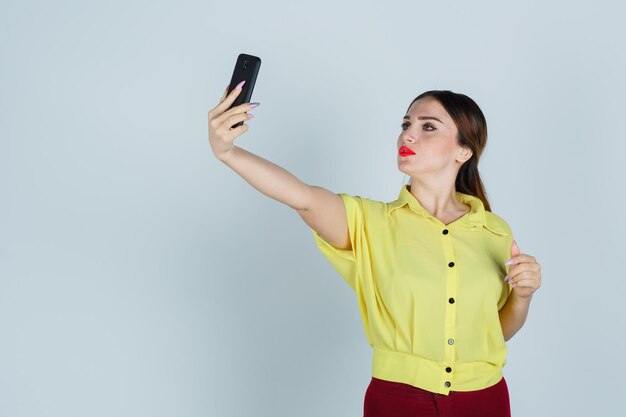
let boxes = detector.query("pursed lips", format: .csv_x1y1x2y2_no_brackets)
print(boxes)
399,146,416,156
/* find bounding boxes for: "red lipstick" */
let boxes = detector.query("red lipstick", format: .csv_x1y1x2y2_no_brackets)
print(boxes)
399,146,416,156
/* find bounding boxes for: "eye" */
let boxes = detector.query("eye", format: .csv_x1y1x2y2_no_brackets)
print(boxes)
400,122,436,131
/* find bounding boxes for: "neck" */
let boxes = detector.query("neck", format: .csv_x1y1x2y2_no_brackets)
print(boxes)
407,182,468,218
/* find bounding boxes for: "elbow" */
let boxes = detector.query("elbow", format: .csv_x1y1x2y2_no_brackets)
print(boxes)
502,325,524,342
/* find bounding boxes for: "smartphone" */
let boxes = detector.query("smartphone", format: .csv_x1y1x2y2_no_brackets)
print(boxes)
226,53,261,129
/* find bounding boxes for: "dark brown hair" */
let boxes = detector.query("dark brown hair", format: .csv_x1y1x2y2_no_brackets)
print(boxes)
406,90,492,212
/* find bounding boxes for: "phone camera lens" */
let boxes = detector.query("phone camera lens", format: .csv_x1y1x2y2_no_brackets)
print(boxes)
243,61,248,69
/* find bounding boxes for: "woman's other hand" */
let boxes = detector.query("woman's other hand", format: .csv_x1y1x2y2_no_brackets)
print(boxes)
504,240,542,299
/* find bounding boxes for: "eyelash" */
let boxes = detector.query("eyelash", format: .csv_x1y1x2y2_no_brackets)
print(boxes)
401,122,435,131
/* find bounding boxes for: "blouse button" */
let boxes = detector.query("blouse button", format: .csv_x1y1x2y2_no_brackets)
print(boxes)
449,298,455,304
446,367,452,373
448,338,454,345
448,262,455,267
442,229,449,235
444,381,451,388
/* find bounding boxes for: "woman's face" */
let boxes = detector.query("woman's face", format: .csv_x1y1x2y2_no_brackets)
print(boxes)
396,97,472,178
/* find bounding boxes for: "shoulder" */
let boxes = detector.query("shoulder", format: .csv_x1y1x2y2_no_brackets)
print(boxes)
484,210,513,236
337,193,385,208
336,193,387,217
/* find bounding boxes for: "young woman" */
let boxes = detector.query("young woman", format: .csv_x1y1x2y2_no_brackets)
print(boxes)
208,81,542,417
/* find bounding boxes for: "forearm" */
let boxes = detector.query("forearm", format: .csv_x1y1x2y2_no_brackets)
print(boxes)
219,145,311,210
499,291,532,342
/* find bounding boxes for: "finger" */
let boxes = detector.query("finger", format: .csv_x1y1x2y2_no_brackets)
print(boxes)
509,262,540,279
507,262,524,277
213,110,252,136
508,269,528,283
511,280,528,288
219,83,229,103
510,270,539,286
210,82,244,119
505,253,535,266
509,277,529,287
214,100,255,126
223,112,253,132
223,121,249,139
510,278,535,290
213,82,244,115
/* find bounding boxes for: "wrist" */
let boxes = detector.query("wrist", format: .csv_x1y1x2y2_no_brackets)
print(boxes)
217,146,237,164
511,290,533,305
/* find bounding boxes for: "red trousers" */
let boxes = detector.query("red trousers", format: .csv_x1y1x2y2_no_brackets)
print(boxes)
363,376,511,417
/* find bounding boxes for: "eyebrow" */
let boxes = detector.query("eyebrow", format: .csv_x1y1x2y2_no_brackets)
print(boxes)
403,115,444,124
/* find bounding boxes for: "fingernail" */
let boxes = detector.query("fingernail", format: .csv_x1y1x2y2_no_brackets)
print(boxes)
249,102,260,108
505,259,514,266
247,113,254,119
236,80,246,89
504,274,509,281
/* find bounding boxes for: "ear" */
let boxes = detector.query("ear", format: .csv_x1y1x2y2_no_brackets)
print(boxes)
457,146,473,163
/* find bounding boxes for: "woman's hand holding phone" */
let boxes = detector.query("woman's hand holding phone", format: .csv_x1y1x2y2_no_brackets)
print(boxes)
208,81,260,162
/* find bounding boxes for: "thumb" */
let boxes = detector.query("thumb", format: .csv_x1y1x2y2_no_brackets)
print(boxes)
510,239,521,258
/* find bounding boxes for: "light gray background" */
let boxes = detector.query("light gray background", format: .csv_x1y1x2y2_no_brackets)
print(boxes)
2,1,625,416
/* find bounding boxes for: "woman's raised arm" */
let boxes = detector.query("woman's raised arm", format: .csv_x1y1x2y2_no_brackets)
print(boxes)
208,84,350,250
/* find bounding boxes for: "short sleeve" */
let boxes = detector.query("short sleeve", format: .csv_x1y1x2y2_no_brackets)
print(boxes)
310,193,363,292
496,218,515,310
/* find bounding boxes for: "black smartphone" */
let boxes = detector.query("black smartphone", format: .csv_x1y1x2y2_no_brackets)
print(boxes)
226,53,261,129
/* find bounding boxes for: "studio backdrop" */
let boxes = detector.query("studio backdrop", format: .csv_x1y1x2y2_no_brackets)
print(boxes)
1,1,625,416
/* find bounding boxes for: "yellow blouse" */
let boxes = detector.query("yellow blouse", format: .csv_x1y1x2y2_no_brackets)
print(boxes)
310,184,514,395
